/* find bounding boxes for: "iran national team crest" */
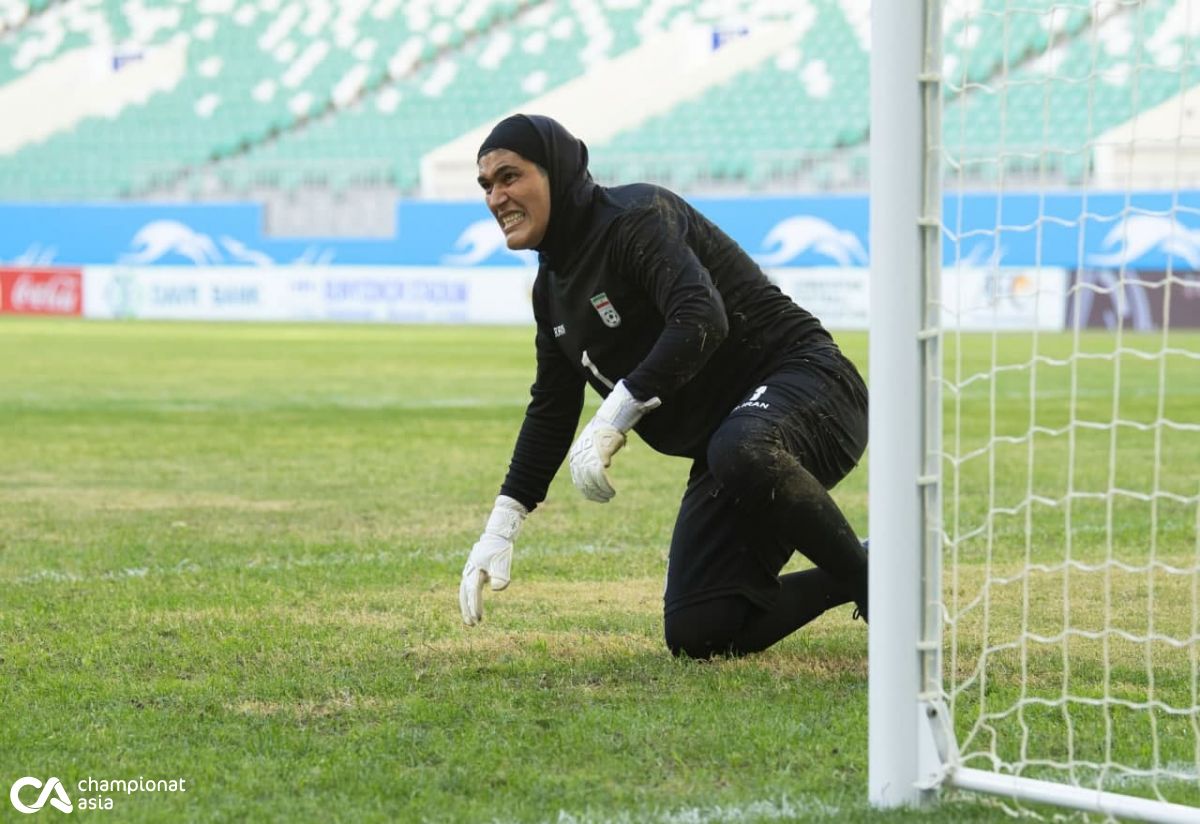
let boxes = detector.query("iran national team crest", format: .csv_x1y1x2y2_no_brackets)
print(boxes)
590,292,621,328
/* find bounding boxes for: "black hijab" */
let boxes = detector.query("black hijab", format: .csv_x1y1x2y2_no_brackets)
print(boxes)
478,114,600,265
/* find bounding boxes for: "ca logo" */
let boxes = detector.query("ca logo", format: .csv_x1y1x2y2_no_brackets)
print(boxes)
10,777,73,814
748,385,768,402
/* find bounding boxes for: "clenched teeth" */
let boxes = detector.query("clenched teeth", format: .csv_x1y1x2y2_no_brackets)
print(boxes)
501,211,525,229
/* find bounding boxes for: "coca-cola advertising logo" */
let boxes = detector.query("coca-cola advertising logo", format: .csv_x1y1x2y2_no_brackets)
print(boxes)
0,267,83,316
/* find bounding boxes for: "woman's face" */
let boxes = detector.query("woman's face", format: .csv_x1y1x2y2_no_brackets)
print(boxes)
477,149,551,250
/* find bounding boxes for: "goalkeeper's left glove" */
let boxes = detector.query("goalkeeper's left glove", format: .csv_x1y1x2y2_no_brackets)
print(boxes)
568,380,661,503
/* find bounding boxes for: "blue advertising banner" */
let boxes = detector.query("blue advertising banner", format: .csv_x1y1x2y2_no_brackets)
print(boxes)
1,192,1198,269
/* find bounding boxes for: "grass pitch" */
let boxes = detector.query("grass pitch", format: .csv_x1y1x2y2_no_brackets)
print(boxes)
1,319,1196,822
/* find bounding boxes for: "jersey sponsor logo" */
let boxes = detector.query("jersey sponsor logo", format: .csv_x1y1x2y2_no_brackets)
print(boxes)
733,384,770,412
589,292,621,328
553,324,566,337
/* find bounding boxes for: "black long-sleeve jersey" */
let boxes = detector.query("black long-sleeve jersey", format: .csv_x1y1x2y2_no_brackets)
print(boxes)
499,182,838,511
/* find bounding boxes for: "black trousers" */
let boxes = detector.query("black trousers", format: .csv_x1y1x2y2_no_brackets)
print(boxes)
662,345,869,659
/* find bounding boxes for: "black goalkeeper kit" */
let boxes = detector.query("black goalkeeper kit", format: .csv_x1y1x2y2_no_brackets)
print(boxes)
482,115,869,649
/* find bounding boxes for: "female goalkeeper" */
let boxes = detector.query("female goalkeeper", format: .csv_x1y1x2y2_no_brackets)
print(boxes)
459,114,869,659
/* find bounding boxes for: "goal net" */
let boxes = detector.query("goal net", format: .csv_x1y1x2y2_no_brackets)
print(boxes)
869,1,1200,821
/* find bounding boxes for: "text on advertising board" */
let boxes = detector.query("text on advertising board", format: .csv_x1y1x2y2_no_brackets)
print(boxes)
0,267,83,316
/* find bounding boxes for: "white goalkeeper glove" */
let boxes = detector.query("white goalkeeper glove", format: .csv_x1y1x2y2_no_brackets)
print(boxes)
568,380,661,503
460,495,528,626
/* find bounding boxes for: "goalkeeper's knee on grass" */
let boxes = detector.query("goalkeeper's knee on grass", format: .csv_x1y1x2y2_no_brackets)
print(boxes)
663,598,748,660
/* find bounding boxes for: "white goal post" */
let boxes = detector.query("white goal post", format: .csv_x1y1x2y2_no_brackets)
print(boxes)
869,2,1200,822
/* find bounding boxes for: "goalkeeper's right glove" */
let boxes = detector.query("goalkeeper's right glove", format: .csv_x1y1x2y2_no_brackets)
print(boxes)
459,495,528,626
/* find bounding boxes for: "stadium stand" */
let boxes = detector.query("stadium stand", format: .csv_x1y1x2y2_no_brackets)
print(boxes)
0,0,1197,202
0,0,800,199
202,0,803,195
942,0,1199,184
589,1,868,191
0,0,539,198
215,0,647,194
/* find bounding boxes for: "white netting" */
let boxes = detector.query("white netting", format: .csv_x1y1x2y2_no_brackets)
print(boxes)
937,0,1200,816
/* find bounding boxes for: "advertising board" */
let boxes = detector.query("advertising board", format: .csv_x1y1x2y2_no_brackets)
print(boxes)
0,266,83,316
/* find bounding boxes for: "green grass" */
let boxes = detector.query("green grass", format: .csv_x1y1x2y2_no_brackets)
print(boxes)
1,319,1197,822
